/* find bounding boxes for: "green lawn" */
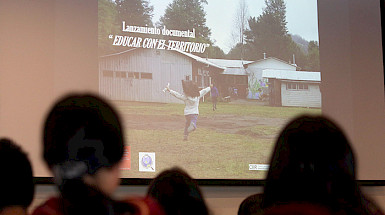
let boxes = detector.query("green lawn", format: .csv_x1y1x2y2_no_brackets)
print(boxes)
115,100,321,179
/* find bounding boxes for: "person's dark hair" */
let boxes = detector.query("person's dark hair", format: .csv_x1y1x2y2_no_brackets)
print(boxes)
263,203,333,215
43,94,124,172
182,80,200,97
43,94,128,215
147,167,210,215
0,138,34,211
262,115,366,214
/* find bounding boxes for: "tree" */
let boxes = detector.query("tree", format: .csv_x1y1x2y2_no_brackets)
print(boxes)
98,0,119,55
305,41,320,71
264,0,287,35
287,37,306,68
233,0,248,44
244,0,292,61
158,0,211,43
115,0,154,27
291,34,309,54
98,0,155,55
227,43,253,60
206,45,226,59
230,0,249,60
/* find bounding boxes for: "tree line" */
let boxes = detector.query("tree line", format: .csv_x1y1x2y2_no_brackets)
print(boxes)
98,0,320,71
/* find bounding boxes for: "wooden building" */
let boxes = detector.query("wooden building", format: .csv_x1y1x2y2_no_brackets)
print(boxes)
262,69,321,108
207,59,253,98
99,48,223,103
99,50,319,105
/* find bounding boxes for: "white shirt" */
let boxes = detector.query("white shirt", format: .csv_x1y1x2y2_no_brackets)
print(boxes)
169,87,211,115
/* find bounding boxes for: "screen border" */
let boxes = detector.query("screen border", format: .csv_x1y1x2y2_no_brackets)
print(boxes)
33,177,385,186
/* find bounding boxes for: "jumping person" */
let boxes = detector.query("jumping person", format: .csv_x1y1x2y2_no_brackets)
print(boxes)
165,81,211,141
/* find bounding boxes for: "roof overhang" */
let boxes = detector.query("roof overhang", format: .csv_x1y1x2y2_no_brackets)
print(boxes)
262,69,321,82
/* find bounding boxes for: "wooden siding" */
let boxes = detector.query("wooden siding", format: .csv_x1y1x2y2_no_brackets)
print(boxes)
281,82,321,108
269,79,282,107
99,49,192,103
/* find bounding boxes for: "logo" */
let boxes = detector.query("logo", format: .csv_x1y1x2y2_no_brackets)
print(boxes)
249,164,269,171
139,152,155,172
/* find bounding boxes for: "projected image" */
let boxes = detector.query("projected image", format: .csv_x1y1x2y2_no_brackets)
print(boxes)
98,0,320,179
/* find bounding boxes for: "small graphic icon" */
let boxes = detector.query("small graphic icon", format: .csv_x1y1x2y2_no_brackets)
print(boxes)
141,154,152,168
139,152,155,172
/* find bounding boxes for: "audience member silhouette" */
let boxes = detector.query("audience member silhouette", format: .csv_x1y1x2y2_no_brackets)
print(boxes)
262,203,333,215
147,167,210,215
238,115,384,215
0,138,34,215
32,94,164,215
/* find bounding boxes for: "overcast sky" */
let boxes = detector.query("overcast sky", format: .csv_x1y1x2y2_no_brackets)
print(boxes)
150,0,318,54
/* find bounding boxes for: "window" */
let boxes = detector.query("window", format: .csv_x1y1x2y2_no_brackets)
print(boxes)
141,72,152,79
116,71,127,78
298,83,309,90
204,76,210,87
287,83,296,90
198,75,204,87
286,82,309,90
127,72,139,79
103,70,113,77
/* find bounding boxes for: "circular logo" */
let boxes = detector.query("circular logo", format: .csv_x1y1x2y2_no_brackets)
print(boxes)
141,154,153,169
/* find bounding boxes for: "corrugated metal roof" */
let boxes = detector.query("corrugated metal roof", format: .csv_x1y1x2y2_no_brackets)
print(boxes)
100,48,225,70
245,57,300,69
222,67,247,75
207,58,253,68
173,50,225,70
262,69,321,82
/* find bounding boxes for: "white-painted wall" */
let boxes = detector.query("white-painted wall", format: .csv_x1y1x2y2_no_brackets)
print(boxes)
247,58,297,99
99,49,191,103
248,58,297,71
281,82,321,108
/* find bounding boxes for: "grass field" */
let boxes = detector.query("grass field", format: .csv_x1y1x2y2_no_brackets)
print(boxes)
115,100,321,179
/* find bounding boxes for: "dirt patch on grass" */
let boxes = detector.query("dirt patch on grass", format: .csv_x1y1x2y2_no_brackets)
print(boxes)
123,113,288,138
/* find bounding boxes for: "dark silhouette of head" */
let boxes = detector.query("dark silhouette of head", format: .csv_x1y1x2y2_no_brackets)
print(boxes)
147,167,210,215
0,138,34,211
263,115,362,213
43,94,124,173
43,94,126,215
263,203,332,215
182,80,200,97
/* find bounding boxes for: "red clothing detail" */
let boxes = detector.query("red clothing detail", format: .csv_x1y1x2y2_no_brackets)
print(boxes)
32,197,63,215
32,196,164,215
